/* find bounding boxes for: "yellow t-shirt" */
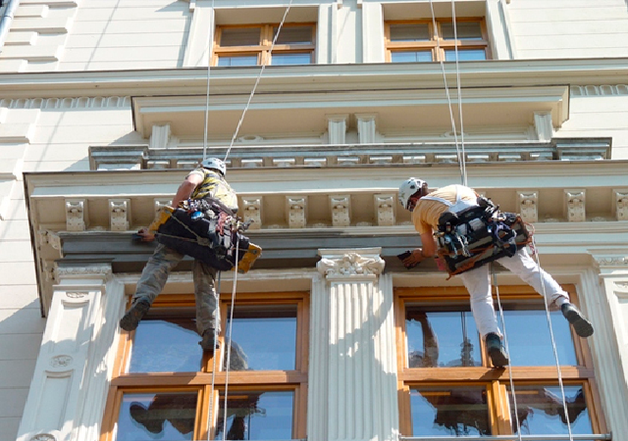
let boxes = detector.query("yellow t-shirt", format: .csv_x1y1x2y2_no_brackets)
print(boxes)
411,185,478,234
188,168,239,212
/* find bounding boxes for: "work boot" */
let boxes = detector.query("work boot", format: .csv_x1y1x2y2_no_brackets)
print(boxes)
119,299,151,332
199,329,220,354
485,332,509,368
561,303,594,338
129,402,163,434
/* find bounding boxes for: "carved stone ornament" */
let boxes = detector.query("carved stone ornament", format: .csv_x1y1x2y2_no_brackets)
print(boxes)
594,256,628,267
50,355,73,368
615,190,628,221
55,264,112,279
109,198,130,231
565,190,586,222
30,434,56,441
242,197,262,230
374,194,395,226
317,252,385,278
65,198,86,231
66,292,88,299
518,191,538,223
330,195,351,227
286,196,307,229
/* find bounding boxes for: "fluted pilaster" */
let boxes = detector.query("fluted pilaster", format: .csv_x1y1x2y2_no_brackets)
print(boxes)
309,248,398,441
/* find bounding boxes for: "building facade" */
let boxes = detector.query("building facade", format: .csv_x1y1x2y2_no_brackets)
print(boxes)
1,0,628,440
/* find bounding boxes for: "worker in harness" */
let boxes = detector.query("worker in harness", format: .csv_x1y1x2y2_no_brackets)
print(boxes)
120,158,245,354
398,178,594,368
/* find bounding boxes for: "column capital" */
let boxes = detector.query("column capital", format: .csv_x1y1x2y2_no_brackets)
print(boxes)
317,247,385,280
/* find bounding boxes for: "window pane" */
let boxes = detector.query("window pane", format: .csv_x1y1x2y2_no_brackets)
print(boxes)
274,26,313,44
390,23,430,42
216,391,294,440
220,27,261,46
227,304,297,370
410,386,490,436
271,52,312,65
407,309,481,367
129,318,203,373
441,22,483,40
116,392,197,441
445,49,487,61
217,55,259,67
391,51,433,63
509,385,592,435
498,309,578,366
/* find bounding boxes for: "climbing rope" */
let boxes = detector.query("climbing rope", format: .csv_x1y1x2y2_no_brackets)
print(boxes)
428,0,467,186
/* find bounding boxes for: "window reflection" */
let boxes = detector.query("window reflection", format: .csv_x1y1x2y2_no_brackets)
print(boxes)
498,309,577,366
391,51,433,63
116,392,197,441
509,385,592,435
445,49,487,61
406,308,481,367
390,23,431,42
272,53,312,65
216,390,294,440
129,317,203,373
410,386,490,436
217,55,258,67
227,304,297,370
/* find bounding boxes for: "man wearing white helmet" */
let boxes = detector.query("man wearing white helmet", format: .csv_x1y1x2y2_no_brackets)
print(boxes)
120,158,237,354
398,178,594,368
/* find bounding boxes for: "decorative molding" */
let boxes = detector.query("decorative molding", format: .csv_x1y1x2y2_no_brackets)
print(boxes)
565,189,586,222
65,199,86,231
286,196,307,229
615,190,628,221
571,84,628,97
65,292,88,299
29,434,56,441
55,264,112,279
374,193,395,226
330,195,351,227
594,255,628,268
149,123,171,149
518,190,538,223
242,196,262,230
0,96,130,110
533,111,553,141
37,230,61,250
327,114,348,144
317,250,385,278
49,355,73,368
109,198,130,231
356,113,377,144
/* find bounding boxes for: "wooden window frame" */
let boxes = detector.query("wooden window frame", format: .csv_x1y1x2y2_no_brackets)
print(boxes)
213,23,316,66
385,17,491,63
101,291,309,441
395,285,606,436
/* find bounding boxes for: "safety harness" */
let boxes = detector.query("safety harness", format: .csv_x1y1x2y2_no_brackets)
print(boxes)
431,190,532,277
149,197,258,272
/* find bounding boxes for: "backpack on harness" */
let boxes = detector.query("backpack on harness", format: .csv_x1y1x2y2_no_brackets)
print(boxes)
435,197,531,277
155,202,251,272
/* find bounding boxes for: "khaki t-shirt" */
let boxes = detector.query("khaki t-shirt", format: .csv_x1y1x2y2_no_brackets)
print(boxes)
412,185,478,234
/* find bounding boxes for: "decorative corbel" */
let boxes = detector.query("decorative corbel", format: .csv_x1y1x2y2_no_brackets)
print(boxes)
374,193,395,226
565,189,586,222
65,199,86,231
356,113,377,144
242,196,262,230
615,190,628,221
518,191,538,223
109,199,131,231
330,195,351,227
286,196,307,229
327,114,348,144
149,123,171,149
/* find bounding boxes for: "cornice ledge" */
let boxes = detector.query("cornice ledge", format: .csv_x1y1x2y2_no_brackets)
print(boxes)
2,58,628,98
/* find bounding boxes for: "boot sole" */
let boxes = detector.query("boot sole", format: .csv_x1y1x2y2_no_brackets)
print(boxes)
564,309,594,338
120,301,150,331
488,347,509,368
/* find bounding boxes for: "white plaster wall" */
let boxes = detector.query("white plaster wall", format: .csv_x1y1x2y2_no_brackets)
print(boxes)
0,98,134,440
0,176,43,441
557,87,628,160
508,0,628,59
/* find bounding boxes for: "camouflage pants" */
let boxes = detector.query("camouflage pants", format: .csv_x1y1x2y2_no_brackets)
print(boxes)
134,243,220,336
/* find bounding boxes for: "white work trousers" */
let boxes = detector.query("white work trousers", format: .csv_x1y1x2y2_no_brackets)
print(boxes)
459,247,570,337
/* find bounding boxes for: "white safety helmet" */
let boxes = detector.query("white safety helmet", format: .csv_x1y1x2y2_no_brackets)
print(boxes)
201,157,226,176
398,177,427,210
